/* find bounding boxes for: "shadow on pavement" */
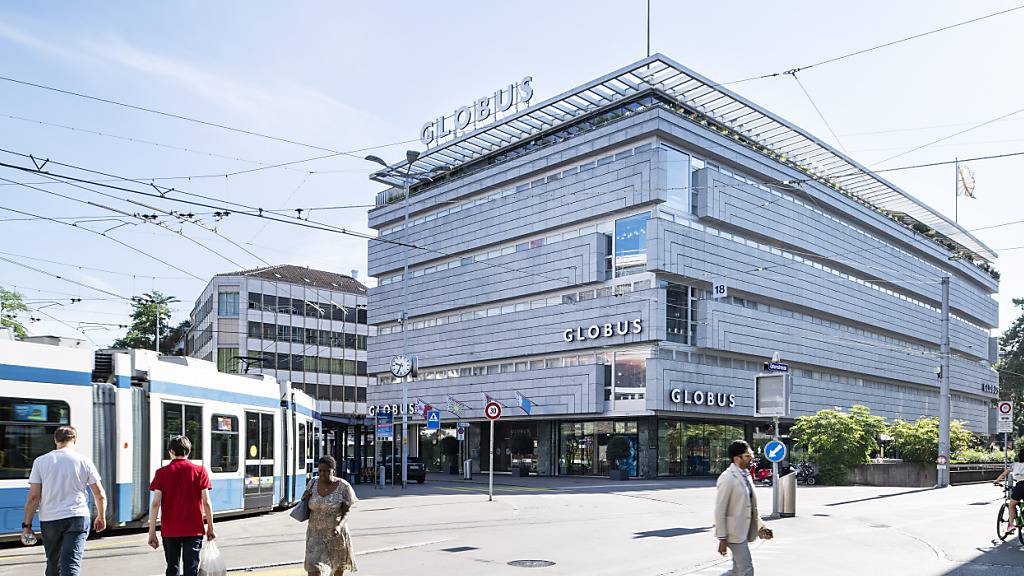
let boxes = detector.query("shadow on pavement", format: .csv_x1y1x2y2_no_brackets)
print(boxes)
634,527,711,539
824,487,936,507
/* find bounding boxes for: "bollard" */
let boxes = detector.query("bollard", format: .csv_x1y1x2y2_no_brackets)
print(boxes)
780,470,796,517
378,465,385,489
463,459,472,480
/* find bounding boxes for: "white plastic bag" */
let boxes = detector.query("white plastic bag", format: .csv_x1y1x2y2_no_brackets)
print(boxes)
198,540,227,576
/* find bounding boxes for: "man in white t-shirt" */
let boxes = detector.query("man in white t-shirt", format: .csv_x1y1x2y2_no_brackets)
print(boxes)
22,426,107,576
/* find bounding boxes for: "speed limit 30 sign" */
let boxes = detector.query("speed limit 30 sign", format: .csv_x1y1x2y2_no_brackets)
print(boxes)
997,401,1014,433
484,401,502,420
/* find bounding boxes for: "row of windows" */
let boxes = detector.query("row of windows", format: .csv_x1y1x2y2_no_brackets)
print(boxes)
720,294,936,355
663,214,988,333
379,215,626,287
292,382,367,403
247,321,367,350
377,279,653,336
660,140,989,327
161,403,277,474
379,142,655,236
247,292,367,324
376,346,652,389
246,349,367,376
193,294,213,325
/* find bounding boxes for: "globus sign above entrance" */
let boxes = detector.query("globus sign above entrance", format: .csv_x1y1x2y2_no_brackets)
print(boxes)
420,77,535,147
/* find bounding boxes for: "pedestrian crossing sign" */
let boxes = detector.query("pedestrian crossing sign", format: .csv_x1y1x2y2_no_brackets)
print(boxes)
426,410,441,430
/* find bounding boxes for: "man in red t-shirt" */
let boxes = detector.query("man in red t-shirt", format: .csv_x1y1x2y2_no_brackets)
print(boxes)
148,435,215,576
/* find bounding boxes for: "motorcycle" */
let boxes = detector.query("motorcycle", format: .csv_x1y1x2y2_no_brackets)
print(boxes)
749,461,774,486
794,460,819,485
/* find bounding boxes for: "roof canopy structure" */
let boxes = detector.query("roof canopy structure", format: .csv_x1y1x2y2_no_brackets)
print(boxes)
370,54,996,262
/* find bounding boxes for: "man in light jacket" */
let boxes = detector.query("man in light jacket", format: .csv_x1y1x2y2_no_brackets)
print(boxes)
714,440,773,575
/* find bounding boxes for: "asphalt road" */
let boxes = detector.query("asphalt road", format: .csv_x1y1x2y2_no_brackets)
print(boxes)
0,476,1020,575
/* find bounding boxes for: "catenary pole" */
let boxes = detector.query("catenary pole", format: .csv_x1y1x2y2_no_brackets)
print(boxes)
938,276,951,487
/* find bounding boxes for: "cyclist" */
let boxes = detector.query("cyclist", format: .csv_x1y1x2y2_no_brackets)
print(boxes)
994,447,1024,536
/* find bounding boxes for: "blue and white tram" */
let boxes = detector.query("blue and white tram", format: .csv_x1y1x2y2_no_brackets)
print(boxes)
0,334,320,541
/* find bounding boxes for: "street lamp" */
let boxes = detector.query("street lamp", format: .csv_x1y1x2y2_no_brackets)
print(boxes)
366,150,421,489
135,292,179,354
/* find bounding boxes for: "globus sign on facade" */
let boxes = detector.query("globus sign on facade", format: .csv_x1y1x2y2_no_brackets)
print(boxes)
563,319,643,342
420,77,535,146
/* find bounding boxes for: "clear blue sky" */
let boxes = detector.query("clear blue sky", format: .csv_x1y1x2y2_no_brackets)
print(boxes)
0,0,1021,345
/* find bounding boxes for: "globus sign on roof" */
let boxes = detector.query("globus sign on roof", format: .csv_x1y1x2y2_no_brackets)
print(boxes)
420,77,534,146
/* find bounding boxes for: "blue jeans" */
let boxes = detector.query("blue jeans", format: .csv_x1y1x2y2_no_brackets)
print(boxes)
40,516,90,576
162,536,203,576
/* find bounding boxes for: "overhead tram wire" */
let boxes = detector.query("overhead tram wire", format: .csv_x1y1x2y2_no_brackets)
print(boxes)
3,171,256,270
716,4,1024,87
0,255,131,300
870,105,1024,167
788,72,849,156
0,249,193,280
0,200,204,282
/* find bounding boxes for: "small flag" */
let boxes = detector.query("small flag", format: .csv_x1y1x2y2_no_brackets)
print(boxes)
413,399,426,415
956,164,976,199
447,396,467,415
481,392,493,406
515,391,532,415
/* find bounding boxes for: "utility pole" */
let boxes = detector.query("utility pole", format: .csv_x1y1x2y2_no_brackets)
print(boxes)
937,275,951,487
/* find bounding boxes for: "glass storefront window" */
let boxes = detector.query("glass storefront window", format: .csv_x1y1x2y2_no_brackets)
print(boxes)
657,421,744,476
559,420,637,477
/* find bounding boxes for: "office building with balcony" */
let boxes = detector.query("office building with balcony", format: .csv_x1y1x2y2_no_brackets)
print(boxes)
365,55,1000,479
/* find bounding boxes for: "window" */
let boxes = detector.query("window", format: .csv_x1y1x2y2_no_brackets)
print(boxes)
666,283,690,344
614,212,651,277
298,423,308,473
214,292,238,319
248,321,262,339
0,398,70,479
217,348,239,373
210,415,239,473
247,292,262,310
163,403,203,461
613,351,647,400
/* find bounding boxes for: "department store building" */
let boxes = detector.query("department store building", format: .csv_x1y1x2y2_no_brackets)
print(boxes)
365,55,1000,479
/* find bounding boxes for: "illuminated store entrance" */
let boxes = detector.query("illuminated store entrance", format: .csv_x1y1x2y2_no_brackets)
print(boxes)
480,422,538,473
558,420,638,477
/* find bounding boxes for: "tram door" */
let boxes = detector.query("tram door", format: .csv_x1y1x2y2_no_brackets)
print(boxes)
244,411,275,510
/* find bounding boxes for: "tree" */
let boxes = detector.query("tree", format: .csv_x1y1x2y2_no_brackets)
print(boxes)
606,435,630,471
163,320,191,356
0,289,29,338
791,405,886,485
112,291,177,352
888,417,973,463
998,298,1024,433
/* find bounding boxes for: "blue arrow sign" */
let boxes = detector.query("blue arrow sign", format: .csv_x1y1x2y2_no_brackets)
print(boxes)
764,440,786,463
426,410,441,431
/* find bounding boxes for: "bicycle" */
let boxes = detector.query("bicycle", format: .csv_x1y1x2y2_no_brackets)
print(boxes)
995,479,1024,545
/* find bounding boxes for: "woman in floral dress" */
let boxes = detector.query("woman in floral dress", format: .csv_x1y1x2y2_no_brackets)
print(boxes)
303,455,358,575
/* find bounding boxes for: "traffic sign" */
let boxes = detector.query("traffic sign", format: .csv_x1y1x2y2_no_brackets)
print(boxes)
375,411,393,441
485,401,502,420
764,440,786,463
998,401,1014,433
456,427,465,441
426,410,441,431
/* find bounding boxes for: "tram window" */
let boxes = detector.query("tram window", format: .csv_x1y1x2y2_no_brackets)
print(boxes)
0,398,70,479
210,415,239,473
163,403,203,461
298,424,307,469
261,414,274,458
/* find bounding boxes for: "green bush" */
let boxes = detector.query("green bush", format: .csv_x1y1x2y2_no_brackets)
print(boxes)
951,448,1007,464
888,417,972,463
791,405,886,485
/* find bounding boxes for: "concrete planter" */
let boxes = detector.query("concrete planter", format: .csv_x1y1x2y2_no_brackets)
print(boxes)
849,462,936,487
512,466,531,477
609,469,630,481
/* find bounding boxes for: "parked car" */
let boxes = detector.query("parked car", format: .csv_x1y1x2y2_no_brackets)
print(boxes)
382,456,426,483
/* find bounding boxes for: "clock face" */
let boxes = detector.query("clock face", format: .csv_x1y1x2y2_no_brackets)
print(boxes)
390,355,412,377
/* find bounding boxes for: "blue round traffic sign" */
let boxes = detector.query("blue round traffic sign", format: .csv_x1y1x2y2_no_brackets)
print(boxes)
764,440,786,463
